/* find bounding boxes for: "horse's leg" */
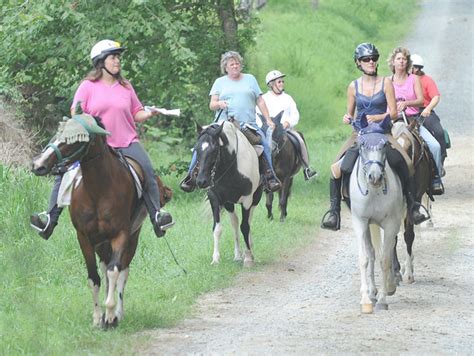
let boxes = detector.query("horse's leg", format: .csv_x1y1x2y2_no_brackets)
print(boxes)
352,217,373,314
368,224,379,304
226,203,242,262
241,206,254,268
392,231,403,285
208,191,222,265
375,223,398,311
266,191,274,220
403,218,416,284
279,178,292,222
114,230,139,322
425,194,434,228
77,232,103,327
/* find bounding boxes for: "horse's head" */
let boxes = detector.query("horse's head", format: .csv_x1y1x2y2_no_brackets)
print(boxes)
358,132,388,188
194,122,229,189
31,114,110,176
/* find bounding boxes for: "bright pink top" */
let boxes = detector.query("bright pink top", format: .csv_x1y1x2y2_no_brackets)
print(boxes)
71,80,143,148
392,74,419,116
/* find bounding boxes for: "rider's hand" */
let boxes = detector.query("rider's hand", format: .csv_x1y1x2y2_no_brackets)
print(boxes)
343,114,352,124
397,101,408,112
266,119,276,129
421,107,431,117
217,100,228,110
283,121,290,129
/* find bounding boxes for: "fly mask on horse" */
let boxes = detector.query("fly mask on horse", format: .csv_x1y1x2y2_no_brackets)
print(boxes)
260,111,302,222
349,118,405,314
31,114,171,328
194,120,263,267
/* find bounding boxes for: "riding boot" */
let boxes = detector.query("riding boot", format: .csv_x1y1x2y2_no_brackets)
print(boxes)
320,178,342,231
431,175,445,195
259,156,281,192
406,176,429,225
30,205,63,240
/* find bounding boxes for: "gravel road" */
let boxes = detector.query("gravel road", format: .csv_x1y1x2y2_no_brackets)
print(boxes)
137,0,473,353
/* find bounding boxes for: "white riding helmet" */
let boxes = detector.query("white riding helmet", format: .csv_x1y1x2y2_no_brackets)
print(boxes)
90,39,126,66
411,54,424,67
265,70,286,86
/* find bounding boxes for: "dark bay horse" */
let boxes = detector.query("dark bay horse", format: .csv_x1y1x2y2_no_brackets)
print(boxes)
261,112,302,222
193,120,263,267
392,119,433,283
31,114,171,328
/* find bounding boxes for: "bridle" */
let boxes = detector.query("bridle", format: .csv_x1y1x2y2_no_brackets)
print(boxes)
356,142,388,196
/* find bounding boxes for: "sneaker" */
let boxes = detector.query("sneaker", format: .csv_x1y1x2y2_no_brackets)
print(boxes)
153,210,175,238
304,168,318,181
431,177,444,195
30,212,55,240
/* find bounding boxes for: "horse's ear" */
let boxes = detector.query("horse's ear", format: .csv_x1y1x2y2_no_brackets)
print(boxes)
274,111,284,125
195,120,203,135
75,101,83,115
216,122,228,146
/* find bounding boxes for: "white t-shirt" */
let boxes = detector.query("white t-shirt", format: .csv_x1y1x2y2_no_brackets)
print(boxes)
256,91,300,128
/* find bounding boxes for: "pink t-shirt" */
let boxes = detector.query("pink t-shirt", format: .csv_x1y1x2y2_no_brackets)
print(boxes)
71,80,143,148
392,74,419,116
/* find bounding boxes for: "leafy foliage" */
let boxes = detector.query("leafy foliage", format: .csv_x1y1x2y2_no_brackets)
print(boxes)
0,0,258,145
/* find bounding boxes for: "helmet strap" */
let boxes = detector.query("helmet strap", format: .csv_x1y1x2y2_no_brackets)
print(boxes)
357,63,378,77
102,64,120,78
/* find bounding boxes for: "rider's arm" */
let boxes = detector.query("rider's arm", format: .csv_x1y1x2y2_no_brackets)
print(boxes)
385,78,398,120
209,94,228,111
256,95,275,129
421,95,440,117
343,82,356,124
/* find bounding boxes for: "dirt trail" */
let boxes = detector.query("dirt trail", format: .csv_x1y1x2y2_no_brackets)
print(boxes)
137,0,473,353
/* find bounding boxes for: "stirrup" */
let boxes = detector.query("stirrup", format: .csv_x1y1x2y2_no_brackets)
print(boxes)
320,210,341,231
30,211,50,233
410,202,430,225
304,168,318,181
431,181,445,196
153,211,175,237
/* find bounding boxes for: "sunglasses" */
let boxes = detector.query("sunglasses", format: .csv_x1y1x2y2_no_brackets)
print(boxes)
360,56,379,63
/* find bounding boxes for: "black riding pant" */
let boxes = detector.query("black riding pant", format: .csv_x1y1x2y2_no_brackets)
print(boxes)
422,110,447,160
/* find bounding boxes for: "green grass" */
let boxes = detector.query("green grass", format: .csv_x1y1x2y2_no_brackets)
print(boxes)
0,0,419,353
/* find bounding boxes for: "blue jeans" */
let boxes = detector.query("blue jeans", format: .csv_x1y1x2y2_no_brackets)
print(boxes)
419,125,442,177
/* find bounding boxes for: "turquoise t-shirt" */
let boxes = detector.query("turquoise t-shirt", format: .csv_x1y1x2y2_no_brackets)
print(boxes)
209,73,262,123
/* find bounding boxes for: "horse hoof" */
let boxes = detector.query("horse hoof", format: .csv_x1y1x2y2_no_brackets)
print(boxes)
375,303,388,311
388,288,397,296
243,259,254,268
426,221,434,228
361,304,373,314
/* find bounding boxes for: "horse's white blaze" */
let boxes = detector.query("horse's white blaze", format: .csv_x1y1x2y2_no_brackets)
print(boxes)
105,266,119,323
88,278,102,326
115,268,129,321
200,142,209,151
212,222,223,264
228,211,242,261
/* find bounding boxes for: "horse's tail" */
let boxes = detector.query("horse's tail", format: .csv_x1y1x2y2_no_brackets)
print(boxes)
369,224,382,260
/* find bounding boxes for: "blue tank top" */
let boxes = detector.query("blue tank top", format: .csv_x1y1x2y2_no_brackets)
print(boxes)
354,78,387,120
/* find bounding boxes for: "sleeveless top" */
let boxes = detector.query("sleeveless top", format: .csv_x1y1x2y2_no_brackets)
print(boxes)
391,74,419,116
354,77,387,120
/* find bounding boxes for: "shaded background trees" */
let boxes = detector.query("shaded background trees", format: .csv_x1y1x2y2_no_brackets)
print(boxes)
0,0,258,144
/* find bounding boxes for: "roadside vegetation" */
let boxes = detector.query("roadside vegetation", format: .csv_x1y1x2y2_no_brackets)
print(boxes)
0,0,417,354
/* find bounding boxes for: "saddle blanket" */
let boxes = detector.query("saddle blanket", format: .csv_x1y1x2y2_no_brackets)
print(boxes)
57,161,143,207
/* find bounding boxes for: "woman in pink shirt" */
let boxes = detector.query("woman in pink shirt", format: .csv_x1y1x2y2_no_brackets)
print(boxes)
30,40,173,239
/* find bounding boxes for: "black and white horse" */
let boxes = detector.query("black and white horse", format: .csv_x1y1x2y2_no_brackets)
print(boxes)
350,121,404,313
194,121,263,267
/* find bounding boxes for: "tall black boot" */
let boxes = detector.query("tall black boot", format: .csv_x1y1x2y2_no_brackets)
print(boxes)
406,176,429,225
259,156,281,192
321,177,342,231
30,205,63,240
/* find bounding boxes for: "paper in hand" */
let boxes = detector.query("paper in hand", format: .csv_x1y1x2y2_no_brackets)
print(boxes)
144,106,181,117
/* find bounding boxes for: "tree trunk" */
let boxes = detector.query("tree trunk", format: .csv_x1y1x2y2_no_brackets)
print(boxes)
217,0,239,51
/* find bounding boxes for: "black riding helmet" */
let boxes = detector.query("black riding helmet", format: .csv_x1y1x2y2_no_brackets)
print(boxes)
354,42,379,76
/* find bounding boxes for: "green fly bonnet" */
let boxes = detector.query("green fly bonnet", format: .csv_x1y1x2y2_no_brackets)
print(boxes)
57,114,110,144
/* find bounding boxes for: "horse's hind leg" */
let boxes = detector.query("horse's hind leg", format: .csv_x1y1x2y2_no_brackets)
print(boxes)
279,178,293,222
403,219,416,284
376,225,398,311
77,233,102,327
425,194,434,228
226,203,242,262
266,191,274,220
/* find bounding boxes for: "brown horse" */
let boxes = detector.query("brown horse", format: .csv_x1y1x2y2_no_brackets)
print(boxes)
31,114,171,328
392,119,434,283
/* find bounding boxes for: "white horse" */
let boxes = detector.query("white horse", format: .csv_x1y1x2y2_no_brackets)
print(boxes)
350,130,405,314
